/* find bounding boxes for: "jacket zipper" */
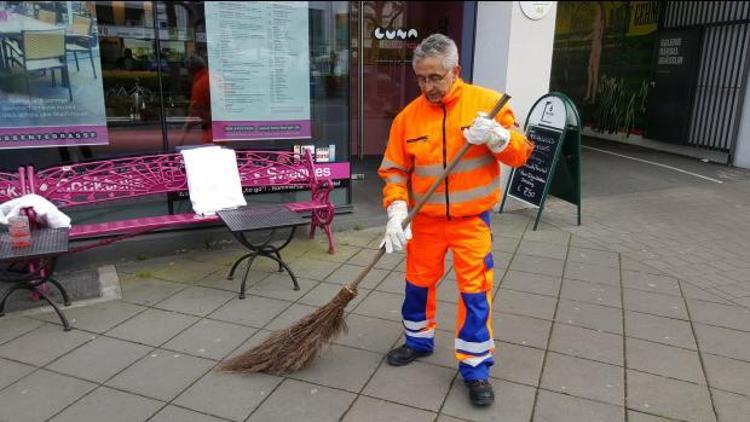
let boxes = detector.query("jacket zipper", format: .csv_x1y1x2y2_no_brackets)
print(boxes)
441,103,450,220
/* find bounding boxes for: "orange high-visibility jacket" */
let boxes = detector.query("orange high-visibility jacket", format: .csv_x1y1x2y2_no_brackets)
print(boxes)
379,78,534,217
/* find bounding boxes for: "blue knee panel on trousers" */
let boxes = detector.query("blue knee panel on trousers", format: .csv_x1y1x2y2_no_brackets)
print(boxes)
403,280,434,352
458,291,491,344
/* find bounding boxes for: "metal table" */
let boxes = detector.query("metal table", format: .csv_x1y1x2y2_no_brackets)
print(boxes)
217,206,309,299
0,228,71,330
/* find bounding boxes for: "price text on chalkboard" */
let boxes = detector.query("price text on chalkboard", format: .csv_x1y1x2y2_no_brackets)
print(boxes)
508,125,563,207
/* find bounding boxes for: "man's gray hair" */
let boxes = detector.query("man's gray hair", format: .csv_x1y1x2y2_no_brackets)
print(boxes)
412,34,459,71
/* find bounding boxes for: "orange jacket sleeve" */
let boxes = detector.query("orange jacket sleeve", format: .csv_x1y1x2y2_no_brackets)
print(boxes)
378,113,413,209
494,105,534,168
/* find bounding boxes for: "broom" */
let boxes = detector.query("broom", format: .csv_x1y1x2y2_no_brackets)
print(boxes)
217,93,511,374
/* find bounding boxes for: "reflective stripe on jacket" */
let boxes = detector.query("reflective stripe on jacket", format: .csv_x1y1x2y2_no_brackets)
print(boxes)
378,78,533,217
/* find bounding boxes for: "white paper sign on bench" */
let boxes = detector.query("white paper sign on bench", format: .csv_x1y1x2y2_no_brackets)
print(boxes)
181,146,247,216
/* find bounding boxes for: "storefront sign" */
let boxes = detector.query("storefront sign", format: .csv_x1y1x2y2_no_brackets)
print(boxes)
0,2,108,149
205,1,311,141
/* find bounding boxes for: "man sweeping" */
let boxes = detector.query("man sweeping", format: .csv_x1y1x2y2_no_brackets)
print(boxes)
379,34,533,407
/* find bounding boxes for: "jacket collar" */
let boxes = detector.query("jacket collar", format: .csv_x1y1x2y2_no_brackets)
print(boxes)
422,77,464,108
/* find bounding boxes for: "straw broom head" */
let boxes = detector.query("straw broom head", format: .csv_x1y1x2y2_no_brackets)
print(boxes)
217,285,357,374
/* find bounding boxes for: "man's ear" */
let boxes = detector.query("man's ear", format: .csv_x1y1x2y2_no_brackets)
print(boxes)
453,65,462,79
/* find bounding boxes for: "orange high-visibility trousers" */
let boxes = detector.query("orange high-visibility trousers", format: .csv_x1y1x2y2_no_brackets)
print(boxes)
401,210,495,381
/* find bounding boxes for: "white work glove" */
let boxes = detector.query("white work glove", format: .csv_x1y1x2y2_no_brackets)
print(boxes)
462,112,511,153
380,200,412,253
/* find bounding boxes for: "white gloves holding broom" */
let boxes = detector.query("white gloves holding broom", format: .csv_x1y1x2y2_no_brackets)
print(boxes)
381,200,411,253
463,112,510,153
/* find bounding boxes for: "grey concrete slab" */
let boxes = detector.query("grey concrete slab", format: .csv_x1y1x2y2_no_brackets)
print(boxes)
560,278,622,308
625,338,705,384
623,289,689,320
162,319,257,360
332,314,403,354
347,248,405,271
376,270,406,294
106,350,214,401
711,389,750,422
494,312,552,349
624,311,697,350
105,309,199,347
298,282,369,310
36,300,145,333
49,386,163,422
522,228,570,246
441,377,535,422
491,251,514,270
621,271,682,297
353,290,404,322
0,317,45,345
149,405,227,422
174,370,283,421
540,352,624,406
494,289,558,320
363,361,455,411
245,274,318,302
564,262,621,286
510,254,565,278
685,299,750,332
626,410,678,422
567,247,620,268
119,276,187,306
47,336,151,383
492,234,522,253
324,264,390,289
702,354,750,396
290,344,383,393
435,300,460,332
549,323,624,366
0,357,35,390
492,341,545,386
694,323,750,361
154,286,235,318
208,296,289,328
499,270,561,297
263,303,320,331
626,370,716,422
555,299,623,334
286,257,341,281
0,369,96,422
301,244,363,263
533,390,625,422
247,379,356,422
342,396,436,422
517,239,568,260
0,324,94,366
150,259,221,284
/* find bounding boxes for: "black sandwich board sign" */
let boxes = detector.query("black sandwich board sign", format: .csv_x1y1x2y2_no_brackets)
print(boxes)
499,92,581,230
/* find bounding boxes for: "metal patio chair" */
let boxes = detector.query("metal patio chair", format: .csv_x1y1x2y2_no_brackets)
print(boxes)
6,28,72,101
65,14,97,79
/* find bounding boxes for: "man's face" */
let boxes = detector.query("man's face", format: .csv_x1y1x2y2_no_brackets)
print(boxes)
414,56,460,104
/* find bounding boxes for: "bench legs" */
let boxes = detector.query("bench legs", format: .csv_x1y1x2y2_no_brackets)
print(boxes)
310,207,336,255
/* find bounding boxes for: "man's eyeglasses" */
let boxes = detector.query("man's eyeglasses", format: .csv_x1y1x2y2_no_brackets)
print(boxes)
416,71,450,86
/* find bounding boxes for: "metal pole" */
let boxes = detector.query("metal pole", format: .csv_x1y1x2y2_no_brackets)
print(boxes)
358,1,364,160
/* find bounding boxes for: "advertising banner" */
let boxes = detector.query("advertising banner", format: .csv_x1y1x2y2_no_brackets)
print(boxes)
0,1,107,149
205,1,311,141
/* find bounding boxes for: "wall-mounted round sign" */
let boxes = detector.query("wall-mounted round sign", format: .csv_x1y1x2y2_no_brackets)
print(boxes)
519,1,554,21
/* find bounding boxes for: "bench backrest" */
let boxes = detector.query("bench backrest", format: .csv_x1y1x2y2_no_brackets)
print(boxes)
28,149,323,209
0,168,26,203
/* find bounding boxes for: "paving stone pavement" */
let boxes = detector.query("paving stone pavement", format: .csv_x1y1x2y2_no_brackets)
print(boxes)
0,207,749,421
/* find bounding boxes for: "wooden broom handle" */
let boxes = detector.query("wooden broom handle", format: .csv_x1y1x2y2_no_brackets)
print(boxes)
348,94,511,290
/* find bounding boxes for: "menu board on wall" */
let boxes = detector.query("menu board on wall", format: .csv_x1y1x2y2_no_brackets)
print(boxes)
0,1,108,149
205,1,311,141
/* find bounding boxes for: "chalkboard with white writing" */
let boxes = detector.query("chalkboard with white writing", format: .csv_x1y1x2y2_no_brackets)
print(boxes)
507,125,563,207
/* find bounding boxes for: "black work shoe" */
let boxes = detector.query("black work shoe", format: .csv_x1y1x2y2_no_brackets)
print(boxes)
465,379,494,407
386,344,433,366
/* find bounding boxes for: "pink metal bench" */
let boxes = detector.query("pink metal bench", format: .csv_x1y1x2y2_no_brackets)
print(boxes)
25,149,336,254
0,168,26,203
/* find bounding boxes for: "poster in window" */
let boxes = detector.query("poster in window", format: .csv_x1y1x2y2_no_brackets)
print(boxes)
205,1,311,141
0,1,108,149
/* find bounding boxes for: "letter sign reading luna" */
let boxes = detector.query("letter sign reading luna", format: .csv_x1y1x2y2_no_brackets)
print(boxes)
373,27,418,40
